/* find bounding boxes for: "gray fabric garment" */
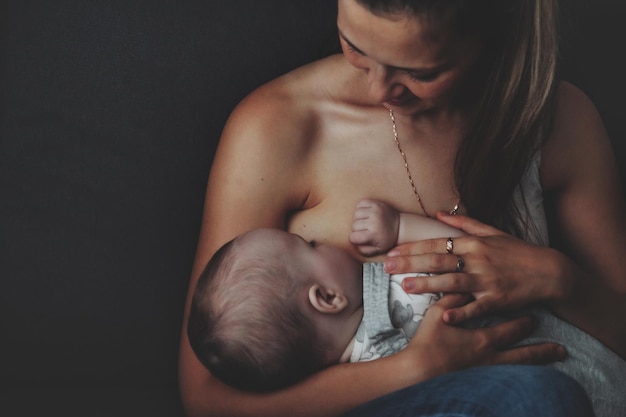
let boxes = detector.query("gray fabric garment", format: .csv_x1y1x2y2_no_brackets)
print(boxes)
352,263,408,361
350,263,438,362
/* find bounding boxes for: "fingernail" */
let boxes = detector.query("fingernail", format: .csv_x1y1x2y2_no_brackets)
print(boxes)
403,279,415,291
387,250,399,257
384,259,397,272
444,311,455,323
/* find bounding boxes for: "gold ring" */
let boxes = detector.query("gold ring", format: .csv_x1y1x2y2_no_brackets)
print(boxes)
456,255,465,272
446,237,454,254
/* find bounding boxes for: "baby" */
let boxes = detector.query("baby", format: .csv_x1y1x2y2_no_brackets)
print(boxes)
187,199,626,417
187,199,463,392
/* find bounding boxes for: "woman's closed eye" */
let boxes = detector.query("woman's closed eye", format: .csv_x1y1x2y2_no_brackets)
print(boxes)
406,70,440,83
344,41,364,56
339,34,365,56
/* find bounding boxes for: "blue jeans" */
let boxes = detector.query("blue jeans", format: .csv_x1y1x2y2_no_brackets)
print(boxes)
342,365,594,417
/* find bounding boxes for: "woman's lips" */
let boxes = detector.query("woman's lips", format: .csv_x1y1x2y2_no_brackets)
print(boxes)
386,98,406,106
385,92,417,107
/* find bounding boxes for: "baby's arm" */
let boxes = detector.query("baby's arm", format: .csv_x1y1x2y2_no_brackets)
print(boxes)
350,199,465,256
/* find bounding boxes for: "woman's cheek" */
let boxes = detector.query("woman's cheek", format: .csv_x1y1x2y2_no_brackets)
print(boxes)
413,78,458,101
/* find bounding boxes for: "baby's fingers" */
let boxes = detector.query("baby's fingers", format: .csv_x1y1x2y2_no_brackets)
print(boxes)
355,245,381,257
349,229,371,245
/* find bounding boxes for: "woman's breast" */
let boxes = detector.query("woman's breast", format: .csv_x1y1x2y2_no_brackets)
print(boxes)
287,194,368,260
285,179,429,262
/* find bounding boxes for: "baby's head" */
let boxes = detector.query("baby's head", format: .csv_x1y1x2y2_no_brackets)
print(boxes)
187,228,363,392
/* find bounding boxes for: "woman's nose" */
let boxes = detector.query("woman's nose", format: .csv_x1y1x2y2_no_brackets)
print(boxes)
367,65,405,103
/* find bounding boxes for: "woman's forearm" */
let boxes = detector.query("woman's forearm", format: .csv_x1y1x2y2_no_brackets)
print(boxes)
179,349,426,417
179,292,569,417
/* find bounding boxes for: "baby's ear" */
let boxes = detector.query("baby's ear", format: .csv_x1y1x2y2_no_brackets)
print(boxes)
308,284,348,314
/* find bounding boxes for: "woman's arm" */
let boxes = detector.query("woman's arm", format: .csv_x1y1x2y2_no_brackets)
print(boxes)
540,82,626,352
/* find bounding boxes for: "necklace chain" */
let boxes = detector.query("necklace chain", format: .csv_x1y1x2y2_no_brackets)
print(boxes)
388,108,460,218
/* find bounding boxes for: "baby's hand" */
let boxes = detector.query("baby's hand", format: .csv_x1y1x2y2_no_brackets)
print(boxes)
350,199,400,256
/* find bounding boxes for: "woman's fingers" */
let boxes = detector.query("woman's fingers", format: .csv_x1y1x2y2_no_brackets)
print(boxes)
385,252,466,275
384,220,554,324
489,318,567,364
497,342,567,365
415,299,567,368
484,316,536,349
399,268,479,293
441,297,497,324
387,235,474,261
481,316,567,364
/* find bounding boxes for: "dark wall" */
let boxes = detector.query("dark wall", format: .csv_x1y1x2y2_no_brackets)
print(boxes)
1,1,624,416
559,0,626,184
1,1,338,415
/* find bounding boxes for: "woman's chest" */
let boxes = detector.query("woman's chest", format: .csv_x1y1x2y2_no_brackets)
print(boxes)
287,132,461,260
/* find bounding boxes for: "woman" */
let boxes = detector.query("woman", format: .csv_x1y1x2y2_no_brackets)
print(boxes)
179,0,625,416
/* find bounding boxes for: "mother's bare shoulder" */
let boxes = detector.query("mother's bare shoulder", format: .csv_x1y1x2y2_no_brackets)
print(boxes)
221,55,352,150
541,81,612,191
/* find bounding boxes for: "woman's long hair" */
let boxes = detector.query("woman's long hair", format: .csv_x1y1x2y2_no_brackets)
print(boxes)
357,0,560,237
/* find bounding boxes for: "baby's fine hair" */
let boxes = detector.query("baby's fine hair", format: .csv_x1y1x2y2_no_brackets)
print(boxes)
187,233,324,392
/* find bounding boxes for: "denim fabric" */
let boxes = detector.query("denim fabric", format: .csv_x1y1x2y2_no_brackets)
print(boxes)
342,365,594,417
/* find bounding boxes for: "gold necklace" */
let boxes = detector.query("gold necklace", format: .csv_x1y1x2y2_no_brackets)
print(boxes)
389,108,461,218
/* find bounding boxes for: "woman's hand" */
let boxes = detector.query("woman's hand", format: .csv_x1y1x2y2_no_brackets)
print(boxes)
401,293,567,376
384,213,574,325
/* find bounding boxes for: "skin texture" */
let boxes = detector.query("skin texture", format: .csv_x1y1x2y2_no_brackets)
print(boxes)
178,1,626,416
